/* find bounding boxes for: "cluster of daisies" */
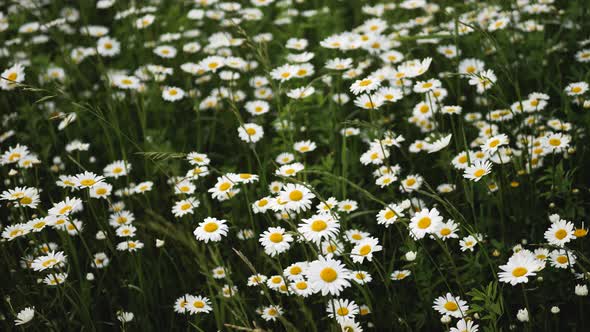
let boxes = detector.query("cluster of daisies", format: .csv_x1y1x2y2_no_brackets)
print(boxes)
2,0,590,330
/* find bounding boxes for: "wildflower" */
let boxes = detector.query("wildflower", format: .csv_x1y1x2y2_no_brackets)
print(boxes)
544,219,575,247
259,226,293,256
409,208,443,239
433,293,469,318
14,307,34,326
193,217,229,243
463,160,492,182
306,256,352,296
351,237,382,263
498,250,545,285
326,298,359,323
1,63,25,90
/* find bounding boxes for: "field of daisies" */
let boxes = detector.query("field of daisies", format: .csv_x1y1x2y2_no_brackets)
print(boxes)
3,0,590,331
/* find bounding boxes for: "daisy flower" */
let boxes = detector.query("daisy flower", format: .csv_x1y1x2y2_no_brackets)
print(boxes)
193,217,229,243
377,204,404,227
14,307,34,326
459,235,478,252
390,270,411,281
432,293,469,318
498,250,545,285
261,305,283,321
326,298,359,323
278,183,315,213
162,86,185,101
247,274,268,286
298,213,340,244
103,160,131,178
426,134,452,153
400,174,423,192
450,319,479,332
48,197,83,216
238,123,264,143
276,162,305,177
31,251,67,271
270,63,298,82
351,237,382,263
541,132,571,153
75,171,105,188
305,256,352,296
294,140,317,153
186,295,212,314
44,273,68,286
549,249,576,269
284,262,308,281
259,226,293,256
97,36,120,57
316,197,339,213
565,82,588,96
1,223,31,241
434,220,460,240
409,208,443,239
350,76,381,95
116,240,144,252
351,270,372,285
544,219,575,247
463,160,492,182
1,63,25,90
291,279,314,297
174,295,191,314
481,134,509,155
172,197,200,217
468,69,497,93
338,200,358,213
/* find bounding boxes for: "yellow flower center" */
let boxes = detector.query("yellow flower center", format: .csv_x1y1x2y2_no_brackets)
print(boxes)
474,169,486,177
203,222,218,232
219,182,231,191
417,217,431,229
337,307,349,316
359,245,372,256
42,258,57,267
19,196,33,205
555,229,568,240
556,256,568,264
181,203,191,211
194,301,204,308
296,281,307,290
384,210,395,220
440,228,451,236
269,233,283,243
549,138,561,146
512,267,528,277
572,86,582,93
289,190,303,201
96,188,107,195
80,179,96,186
489,139,500,148
246,128,256,136
290,266,302,275
311,220,327,231
59,206,73,215
320,267,338,282
444,301,458,311
406,178,416,186
359,79,372,87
